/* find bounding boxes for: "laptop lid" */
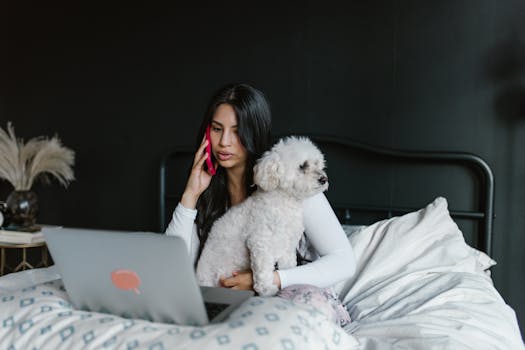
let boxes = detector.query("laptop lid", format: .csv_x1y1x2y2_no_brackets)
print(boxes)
44,227,251,326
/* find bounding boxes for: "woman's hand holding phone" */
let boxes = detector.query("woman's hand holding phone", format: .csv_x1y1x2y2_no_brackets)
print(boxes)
180,132,217,209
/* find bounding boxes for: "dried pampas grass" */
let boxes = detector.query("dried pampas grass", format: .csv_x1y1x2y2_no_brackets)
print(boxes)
0,122,75,191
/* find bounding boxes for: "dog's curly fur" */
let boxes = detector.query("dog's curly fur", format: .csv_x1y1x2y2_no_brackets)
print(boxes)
196,136,328,296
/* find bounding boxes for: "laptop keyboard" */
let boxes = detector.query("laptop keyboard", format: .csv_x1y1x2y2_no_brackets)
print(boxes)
205,302,230,320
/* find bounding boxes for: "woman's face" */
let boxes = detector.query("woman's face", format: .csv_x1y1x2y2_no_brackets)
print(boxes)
210,103,248,173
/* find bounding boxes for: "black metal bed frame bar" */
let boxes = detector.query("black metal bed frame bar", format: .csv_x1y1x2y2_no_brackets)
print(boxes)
335,205,486,220
159,148,193,234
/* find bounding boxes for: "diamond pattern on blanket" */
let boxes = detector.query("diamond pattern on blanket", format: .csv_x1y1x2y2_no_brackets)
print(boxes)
59,325,75,341
20,297,34,307
281,338,295,349
189,329,206,339
19,319,33,334
256,326,269,335
216,334,230,345
40,325,52,335
0,281,358,350
103,336,118,348
2,295,14,302
264,313,279,321
228,319,244,328
3,316,14,328
40,305,52,313
83,330,95,344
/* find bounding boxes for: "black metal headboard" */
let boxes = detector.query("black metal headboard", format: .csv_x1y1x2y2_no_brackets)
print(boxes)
159,134,495,256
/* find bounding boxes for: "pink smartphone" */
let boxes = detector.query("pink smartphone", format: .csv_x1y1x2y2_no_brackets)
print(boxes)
205,125,216,176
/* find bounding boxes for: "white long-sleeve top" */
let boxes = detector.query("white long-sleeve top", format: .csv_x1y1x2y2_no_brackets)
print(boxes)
165,192,356,289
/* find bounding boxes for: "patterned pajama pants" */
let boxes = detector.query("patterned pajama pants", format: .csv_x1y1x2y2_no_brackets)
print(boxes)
277,284,351,327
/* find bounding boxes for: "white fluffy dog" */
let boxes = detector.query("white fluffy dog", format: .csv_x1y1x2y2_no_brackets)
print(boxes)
196,136,328,296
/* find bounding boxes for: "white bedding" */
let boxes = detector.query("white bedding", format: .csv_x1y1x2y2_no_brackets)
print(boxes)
338,197,524,349
1,197,523,349
0,278,356,349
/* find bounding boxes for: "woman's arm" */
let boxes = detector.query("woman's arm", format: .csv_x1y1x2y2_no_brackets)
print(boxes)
276,192,356,289
165,134,215,264
165,203,200,265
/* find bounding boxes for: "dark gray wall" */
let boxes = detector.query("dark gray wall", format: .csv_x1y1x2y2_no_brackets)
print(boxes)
3,1,524,336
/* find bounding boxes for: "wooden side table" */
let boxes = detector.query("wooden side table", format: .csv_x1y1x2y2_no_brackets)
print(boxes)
0,241,49,276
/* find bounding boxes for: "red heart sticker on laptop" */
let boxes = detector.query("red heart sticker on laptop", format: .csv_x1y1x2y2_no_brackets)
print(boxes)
111,269,141,295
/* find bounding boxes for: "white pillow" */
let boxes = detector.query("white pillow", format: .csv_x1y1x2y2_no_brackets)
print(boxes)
335,197,495,301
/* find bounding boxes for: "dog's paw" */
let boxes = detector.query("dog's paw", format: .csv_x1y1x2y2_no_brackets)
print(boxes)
254,282,279,297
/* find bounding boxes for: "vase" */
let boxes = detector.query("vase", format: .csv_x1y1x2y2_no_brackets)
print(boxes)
5,190,39,229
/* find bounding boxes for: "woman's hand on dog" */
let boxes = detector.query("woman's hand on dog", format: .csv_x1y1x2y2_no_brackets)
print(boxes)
220,270,253,290
220,270,282,291
181,136,217,209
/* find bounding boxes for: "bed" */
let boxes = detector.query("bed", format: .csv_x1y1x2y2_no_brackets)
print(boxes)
1,134,523,349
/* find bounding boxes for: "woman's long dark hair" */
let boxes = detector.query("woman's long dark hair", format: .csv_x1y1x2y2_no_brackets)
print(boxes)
195,83,272,261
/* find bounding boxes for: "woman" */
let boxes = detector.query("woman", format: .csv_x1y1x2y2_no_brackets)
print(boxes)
166,83,355,325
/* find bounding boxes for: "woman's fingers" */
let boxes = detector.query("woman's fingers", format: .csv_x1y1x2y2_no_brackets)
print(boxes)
192,145,210,174
196,148,208,169
180,135,212,208
220,275,236,287
193,137,208,164
219,271,253,291
219,276,229,287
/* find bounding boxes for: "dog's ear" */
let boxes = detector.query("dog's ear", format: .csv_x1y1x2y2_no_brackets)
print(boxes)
253,150,282,191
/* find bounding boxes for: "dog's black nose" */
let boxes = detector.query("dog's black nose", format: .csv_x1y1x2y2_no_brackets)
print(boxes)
318,176,328,185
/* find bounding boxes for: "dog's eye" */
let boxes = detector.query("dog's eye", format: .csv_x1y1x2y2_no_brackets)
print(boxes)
299,161,309,172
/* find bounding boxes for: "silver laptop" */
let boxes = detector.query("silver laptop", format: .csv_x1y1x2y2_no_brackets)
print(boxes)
44,227,253,326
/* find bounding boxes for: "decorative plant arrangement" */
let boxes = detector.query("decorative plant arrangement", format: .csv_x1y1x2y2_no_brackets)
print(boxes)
0,122,75,230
